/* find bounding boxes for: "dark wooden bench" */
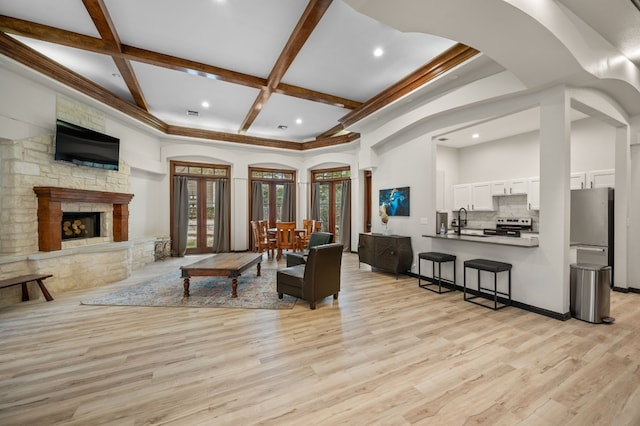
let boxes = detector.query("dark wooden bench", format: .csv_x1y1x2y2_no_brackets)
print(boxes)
0,274,54,302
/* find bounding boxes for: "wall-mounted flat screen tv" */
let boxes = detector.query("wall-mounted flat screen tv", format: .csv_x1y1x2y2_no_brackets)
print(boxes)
55,119,120,171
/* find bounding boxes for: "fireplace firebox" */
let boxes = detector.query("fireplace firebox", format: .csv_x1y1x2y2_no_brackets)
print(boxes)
61,212,101,240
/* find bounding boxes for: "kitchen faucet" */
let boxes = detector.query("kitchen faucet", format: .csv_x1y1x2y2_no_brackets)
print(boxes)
456,207,467,234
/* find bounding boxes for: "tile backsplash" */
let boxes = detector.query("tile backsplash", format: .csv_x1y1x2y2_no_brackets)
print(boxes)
451,194,539,232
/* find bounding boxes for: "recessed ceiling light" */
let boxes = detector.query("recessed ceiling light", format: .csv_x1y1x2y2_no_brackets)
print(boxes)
201,101,210,108
295,118,303,125
472,133,480,139
373,47,384,57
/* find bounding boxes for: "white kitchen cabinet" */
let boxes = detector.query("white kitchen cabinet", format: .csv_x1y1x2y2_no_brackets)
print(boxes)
491,180,508,195
508,178,528,195
452,184,470,210
470,182,494,210
527,177,540,210
453,183,494,211
570,172,586,190
491,179,528,195
587,169,614,188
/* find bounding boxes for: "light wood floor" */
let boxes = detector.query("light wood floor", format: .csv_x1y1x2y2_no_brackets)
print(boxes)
1,253,639,425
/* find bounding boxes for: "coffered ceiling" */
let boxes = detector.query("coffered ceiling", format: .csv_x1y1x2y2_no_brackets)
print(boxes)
0,0,479,150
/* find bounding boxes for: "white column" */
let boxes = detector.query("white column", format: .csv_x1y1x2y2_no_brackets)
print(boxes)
614,125,631,289
232,177,248,251
297,174,309,227
539,87,572,313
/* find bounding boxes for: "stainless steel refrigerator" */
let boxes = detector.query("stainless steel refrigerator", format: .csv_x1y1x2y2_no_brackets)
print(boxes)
570,187,614,272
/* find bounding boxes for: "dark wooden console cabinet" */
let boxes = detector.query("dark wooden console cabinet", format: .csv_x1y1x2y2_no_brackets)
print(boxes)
358,233,413,278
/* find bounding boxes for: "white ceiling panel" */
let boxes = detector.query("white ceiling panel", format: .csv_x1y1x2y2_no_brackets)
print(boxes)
559,0,640,64
104,0,308,78
284,1,456,102
11,35,133,102
0,0,99,37
131,61,260,133
248,92,350,141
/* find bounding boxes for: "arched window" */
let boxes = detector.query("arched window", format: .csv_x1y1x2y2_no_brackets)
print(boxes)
311,167,351,244
249,167,296,227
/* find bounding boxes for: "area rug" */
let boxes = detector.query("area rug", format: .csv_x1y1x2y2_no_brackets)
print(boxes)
81,269,296,309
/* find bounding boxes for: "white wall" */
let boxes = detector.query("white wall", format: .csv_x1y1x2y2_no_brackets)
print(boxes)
371,136,434,269
435,146,458,212
129,169,166,239
0,67,56,141
448,117,615,186
629,144,640,288
571,117,616,172
457,131,540,184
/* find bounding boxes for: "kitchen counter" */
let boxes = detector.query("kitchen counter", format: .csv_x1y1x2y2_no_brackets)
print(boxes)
423,231,539,247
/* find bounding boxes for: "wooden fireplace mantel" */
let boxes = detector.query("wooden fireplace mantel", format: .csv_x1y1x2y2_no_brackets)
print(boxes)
33,186,134,252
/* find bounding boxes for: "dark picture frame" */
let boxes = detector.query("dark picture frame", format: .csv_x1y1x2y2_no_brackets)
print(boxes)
379,187,410,217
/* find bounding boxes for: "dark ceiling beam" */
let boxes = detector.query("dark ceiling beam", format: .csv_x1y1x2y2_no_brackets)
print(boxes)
300,131,360,150
339,43,480,129
0,14,359,111
120,45,266,90
0,15,111,52
167,125,304,150
239,0,333,133
167,125,359,151
317,44,479,139
0,32,166,131
275,82,361,109
316,123,346,140
81,0,149,111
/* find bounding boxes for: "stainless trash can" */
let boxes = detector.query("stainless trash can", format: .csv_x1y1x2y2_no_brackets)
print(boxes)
570,263,611,323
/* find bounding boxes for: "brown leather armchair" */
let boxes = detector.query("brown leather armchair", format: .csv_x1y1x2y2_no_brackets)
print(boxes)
277,243,343,310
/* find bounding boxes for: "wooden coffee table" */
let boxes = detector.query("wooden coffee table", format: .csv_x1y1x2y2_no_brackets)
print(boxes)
180,253,263,298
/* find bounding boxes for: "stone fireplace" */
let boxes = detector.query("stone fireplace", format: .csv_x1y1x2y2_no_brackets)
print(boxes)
33,187,134,252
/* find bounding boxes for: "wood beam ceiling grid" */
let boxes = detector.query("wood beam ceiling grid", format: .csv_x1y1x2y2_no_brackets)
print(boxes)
0,1,478,150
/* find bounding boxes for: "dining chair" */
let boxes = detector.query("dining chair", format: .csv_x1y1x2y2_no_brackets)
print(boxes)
251,220,274,258
275,222,297,260
298,219,323,250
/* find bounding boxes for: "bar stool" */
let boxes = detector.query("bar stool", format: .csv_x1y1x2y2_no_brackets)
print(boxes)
463,258,512,310
418,252,456,294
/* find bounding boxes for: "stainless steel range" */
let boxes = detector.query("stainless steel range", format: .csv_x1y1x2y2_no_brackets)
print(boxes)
483,217,532,237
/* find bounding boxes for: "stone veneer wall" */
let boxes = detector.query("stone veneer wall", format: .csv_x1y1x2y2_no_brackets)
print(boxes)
0,96,155,306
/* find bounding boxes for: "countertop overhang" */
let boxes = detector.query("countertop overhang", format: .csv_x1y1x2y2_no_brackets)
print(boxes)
423,233,539,247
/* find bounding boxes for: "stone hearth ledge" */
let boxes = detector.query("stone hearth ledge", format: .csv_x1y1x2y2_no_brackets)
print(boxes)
0,238,157,305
